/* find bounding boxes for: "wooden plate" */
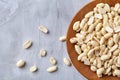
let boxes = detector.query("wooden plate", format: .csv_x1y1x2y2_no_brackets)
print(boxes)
66,0,120,80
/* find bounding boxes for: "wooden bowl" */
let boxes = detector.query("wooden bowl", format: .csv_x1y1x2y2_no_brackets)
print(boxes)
66,0,120,80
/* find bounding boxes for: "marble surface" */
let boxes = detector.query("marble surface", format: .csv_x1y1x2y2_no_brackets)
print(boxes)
0,0,90,80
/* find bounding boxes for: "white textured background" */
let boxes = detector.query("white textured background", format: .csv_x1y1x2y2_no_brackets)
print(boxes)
0,0,90,80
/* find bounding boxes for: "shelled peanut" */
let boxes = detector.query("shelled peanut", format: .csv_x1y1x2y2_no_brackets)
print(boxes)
70,3,120,78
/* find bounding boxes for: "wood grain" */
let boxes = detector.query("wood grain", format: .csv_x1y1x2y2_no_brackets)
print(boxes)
66,0,120,80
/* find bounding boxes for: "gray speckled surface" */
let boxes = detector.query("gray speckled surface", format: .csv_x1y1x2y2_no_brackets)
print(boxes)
0,0,90,80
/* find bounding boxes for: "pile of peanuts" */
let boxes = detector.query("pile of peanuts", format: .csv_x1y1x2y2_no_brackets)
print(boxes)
70,3,120,78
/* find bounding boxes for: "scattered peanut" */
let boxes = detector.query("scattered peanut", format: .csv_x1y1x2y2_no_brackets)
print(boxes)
59,36,66,42
39,49,47,57
38,25,48,33
49,57,57,65
29,65,38,72
16,59,25,68
63,58,71,66
23,40,32,49
47,66,58,73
